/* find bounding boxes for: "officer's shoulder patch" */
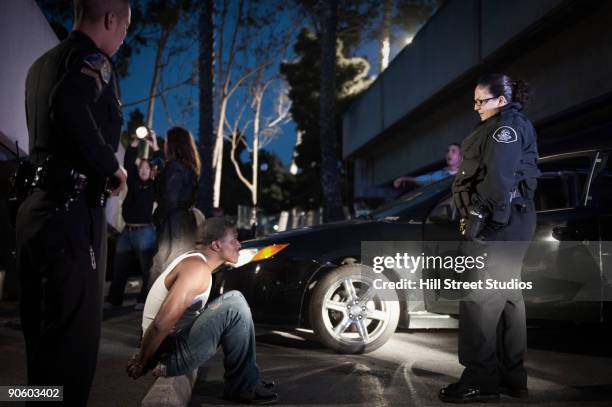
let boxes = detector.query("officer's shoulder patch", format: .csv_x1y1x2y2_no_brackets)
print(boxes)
492,126,518,143
80,67,103,91
82,53,111,85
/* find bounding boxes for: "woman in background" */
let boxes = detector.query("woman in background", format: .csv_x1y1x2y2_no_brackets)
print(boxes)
149,126,205,286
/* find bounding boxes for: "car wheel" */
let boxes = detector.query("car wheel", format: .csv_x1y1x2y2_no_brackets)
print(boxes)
309,264,400,354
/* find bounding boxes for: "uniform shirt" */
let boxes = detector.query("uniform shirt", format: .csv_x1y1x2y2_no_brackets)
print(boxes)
142,251,212,334
452,102,540,224
121,146,158,224
415,167,457,185
25,30,121,179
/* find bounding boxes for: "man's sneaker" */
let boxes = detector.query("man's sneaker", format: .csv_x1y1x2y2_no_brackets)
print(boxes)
224,381,278,405
134,302,145,311
103,301,118,310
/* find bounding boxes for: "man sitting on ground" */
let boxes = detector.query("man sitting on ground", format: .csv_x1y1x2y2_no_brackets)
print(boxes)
126,217,278,405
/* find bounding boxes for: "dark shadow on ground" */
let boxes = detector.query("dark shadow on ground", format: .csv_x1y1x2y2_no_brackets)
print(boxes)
527,323,612,357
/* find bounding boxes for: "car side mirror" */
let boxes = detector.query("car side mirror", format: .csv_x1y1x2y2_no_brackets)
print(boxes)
428,203,456,223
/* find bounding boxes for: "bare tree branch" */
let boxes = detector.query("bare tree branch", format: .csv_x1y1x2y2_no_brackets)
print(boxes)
122,76,195,108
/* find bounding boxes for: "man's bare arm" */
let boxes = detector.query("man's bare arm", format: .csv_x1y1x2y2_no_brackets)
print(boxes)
127,258,211,378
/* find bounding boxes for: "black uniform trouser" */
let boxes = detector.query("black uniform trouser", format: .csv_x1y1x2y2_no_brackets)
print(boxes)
16,190,106,406
458,203,536,392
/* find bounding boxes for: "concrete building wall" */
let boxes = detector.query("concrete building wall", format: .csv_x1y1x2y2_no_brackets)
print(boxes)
381,0,479,131
0,0,58,159
344,0,612,198
480,0,563,58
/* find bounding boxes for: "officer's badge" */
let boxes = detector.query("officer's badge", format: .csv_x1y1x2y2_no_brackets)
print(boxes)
83,53,112,85
492,126,518,143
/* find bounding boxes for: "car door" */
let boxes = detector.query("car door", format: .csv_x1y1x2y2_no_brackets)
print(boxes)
422,195,462,315
522,152,601,322
584,150,612,321
422,152,604,321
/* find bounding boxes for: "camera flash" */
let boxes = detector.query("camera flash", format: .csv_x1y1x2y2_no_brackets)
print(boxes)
136,126,148,139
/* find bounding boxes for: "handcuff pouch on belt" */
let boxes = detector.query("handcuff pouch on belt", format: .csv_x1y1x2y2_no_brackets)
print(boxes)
9,156,90,214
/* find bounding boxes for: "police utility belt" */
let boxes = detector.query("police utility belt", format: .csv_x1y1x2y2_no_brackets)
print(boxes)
10,156,115,213
456,188,533,240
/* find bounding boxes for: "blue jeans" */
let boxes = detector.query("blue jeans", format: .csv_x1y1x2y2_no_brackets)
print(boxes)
108,225,156,305
160,291,260,395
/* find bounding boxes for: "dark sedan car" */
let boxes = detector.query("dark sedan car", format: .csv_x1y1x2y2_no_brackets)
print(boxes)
213,149,612,354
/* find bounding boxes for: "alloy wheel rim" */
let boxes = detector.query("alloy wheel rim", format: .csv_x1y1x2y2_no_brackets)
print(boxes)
320,275,390,345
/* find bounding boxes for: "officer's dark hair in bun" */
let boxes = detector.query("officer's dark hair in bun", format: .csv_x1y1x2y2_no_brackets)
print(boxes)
200,218,235,246
74,0,129,25
477,73,531,105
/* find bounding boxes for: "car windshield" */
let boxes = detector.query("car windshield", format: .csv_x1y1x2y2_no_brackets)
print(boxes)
370,177,453,220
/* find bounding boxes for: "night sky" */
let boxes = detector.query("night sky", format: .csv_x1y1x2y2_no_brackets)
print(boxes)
37,1,421,166
115,8,411,166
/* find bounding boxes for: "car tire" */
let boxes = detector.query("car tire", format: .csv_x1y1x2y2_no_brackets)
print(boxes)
309,264,400,354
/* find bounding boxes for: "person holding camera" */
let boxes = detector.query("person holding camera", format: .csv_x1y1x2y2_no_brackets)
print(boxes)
440,73,540,403
107,134,161,310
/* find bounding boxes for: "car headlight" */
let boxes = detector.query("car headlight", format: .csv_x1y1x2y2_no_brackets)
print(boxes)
233,243,290,268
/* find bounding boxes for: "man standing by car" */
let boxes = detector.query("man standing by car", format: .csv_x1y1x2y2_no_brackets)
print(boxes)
17,0,129,404
439,74,540,403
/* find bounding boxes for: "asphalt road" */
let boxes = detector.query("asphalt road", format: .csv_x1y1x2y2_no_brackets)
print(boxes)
2,298,612,407
190,325,612,407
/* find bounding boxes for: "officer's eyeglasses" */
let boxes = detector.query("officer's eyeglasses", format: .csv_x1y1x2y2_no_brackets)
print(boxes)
474,96,498,107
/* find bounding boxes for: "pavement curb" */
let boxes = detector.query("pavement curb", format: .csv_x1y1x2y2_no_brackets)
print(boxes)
141,369,198,407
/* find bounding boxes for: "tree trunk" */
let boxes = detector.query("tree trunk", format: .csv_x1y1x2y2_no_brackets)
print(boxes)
318,0,344,222
380,0,393,72
143,28,169,159
212,95,228,208
252,92,261,208
197,0,215,217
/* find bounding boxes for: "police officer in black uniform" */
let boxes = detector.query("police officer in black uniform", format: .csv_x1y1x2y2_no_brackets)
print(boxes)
17,1,130,404
439,73,540,403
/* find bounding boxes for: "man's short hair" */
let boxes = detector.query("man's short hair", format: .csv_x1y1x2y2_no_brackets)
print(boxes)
449,142,462,149
74,0,129,25
200,217,235,246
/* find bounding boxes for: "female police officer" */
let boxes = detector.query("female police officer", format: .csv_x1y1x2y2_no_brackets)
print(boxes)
439,74,540,403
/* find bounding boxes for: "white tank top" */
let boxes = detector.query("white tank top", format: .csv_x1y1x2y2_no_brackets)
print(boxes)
141,251,212,334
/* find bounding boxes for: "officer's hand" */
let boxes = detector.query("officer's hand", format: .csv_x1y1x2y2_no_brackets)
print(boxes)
112,166,128,196
126,353,145,379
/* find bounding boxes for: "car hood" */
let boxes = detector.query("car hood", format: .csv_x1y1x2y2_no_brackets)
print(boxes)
241,219,373,248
